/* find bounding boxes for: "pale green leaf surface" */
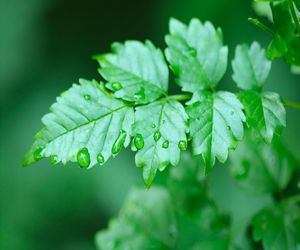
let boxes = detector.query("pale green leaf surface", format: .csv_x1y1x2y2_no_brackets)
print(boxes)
165,18,228,92
186,91,245,174
239,91,286,143
23,79,134,168
132,99,188,188
230,133,295,194
96,40,168,104
232,42,271,90
95,186,177,250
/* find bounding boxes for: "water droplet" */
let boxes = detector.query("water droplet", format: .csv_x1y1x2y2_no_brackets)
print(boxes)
134,133,144,150
227,126,231,130
151,123,156,128
178,140,187,151
77,147,90,168
51,155,58,166
230,111,234,115
111,82,122,91
84,95,91,101
112,130,126,154
162,140,169,149
162,119,166,124
97,153,105,164
184,48,197,57
134,87,146,100
153,130,161,142
34,146,45,161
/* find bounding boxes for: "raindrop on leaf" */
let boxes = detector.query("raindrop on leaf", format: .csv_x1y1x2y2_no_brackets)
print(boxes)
178,140,187,151
97,153,105,164
134,133,144,150
153,130,161,142
34,146,45,161
84,95,91,101
112,130,126,154
162,140,169,149
77,147,90,168
51,155,58,166
111,82,122,91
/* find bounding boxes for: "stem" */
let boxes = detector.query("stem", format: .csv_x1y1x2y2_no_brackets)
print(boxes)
284,100,300,110
289,0,300,36
168,94,192,101
248,18,274,36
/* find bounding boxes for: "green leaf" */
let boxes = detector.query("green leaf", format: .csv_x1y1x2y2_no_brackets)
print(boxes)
239,91,286,143
186,90,245,174
132,99,188,188
23,79,134,168
295,0,300,11
267,34,288,60
252,203,300,250
95,40,169,104
165,18,228,92
232,42,271,90
95,186,177,250
229,133,295,194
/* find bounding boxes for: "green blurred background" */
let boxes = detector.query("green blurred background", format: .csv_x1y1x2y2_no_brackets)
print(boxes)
0,0,299,249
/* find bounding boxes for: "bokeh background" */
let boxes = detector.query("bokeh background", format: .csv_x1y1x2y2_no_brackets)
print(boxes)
0,0,299,249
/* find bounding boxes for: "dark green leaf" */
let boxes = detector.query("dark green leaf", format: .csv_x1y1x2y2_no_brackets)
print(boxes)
132,99,188,188
165,18,228,92
23,79,134,168
186,91,245,174
95,40,169,104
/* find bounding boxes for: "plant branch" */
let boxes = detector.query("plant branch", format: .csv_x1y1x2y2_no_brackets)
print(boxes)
289,0,300,36
248,18,275,36
284,100,300,110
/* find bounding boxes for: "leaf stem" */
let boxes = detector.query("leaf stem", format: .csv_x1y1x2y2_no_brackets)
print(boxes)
289,0,300,36
284,100,300,110
168,94,192,101
248,18,275,36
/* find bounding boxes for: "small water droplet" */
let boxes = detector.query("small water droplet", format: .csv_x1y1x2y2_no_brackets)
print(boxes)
162,140,169,149
34,146,45,161
77,147,90,168
151,123,156,128
51,155,58,166
230,111,234,115
178,140,187,151
97,153,105,164
134,133,144,150
111,82,122,91
227,126,231,130
84,95,91,101
112,130,126,154
184,48,197,57
162,120,166,124
153,130,161,142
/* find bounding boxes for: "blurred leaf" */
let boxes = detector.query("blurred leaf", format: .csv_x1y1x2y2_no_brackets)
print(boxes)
95,40,169,104
239,91,286,143
232,42,271,91
165,18,228,92
23,79,134,168
230,133,296,194
95,186,177,250
186,90,245,174
291,65,300,74
267,34,288,60
252,203,300,249
132,99,188,188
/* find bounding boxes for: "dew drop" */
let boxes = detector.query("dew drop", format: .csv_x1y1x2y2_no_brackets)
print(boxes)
97,153,105,164
184,48,197,57
153,130,161,142
34,146,45,161
112,130,126,154
152,123,156,128
77,147,90,168
84,94,91,101
134,133,144,150
227,126,231,130
162,140,169,149
111,82,122,91
178,140,187,151
51,155,58,166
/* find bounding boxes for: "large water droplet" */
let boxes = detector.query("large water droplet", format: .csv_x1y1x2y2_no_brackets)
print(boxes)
153,130,161,142
77,147,90,168
184,48,197,57
34,146,45,161
162,140,169,149
111,82,122,91
134,133,144,150
51,155,58,166
97,153,105,164
112,130,126,154
178,140,187,151
84,95,91,101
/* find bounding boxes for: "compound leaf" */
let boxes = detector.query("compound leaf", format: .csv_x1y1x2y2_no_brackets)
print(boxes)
239,91,286,143
232,42,271,90
165,18,228,92
186,90,245,174
132,99,188,188
95,40,169,104
95,186,177,250
23,79,134,168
